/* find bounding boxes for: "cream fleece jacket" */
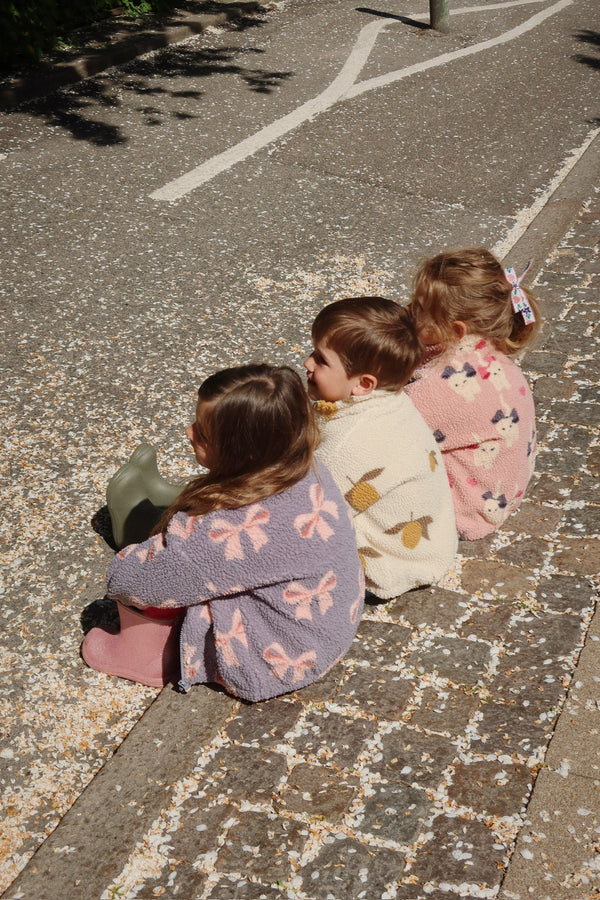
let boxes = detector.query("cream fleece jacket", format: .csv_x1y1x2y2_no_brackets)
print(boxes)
314,390,457,599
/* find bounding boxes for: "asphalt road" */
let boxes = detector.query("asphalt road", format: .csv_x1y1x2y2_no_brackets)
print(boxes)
1,0,599,895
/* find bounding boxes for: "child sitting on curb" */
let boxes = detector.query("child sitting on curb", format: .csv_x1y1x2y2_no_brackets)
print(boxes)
304,297,457,600
84,364,364,699
405,248,541,540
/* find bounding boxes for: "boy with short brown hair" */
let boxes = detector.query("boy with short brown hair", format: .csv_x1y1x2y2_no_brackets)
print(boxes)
305,296,457,599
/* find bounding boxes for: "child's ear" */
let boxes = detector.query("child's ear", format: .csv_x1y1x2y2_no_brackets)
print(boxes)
351,374,377,396
452,321,468,339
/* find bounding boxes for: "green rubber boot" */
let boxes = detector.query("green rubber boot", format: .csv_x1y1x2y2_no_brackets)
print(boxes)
106,444,184,549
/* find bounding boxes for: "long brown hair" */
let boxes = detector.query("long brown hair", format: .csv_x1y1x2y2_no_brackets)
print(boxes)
155,364,319,532
312,296,423,389
409,248,541,355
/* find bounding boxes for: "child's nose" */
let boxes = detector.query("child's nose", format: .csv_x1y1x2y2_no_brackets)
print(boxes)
304,355,313,372
185,424,194,442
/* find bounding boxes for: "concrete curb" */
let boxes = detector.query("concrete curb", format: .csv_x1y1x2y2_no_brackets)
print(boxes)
3,687,237,900
0,1,269,110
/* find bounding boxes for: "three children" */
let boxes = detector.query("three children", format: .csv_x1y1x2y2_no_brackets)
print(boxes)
86,247,540,697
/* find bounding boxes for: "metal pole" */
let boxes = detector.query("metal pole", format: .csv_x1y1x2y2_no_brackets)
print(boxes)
429,0,449,32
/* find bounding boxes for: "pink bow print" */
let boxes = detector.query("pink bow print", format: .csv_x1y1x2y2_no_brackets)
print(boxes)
199,604,212,622
215,608,248,667
210,504,270,560
294,483,339,542
182,639,202,681
263,643,317,683
136,533,165,563
283,571,337,620
170,515,197,541
117,544,136,560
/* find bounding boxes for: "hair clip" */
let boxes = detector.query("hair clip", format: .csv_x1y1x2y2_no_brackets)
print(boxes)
504,260,535,324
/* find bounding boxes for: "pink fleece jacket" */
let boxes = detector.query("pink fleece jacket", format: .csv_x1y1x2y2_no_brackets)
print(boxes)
404,335,536,540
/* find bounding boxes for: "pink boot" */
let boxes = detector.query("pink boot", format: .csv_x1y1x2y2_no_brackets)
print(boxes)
81,601,183,688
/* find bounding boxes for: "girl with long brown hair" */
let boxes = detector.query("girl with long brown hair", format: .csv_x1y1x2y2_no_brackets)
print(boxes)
83,364,364,700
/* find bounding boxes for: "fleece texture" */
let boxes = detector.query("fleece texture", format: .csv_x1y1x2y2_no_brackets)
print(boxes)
314,390,457,599
405,334,536,540
106,463,364,701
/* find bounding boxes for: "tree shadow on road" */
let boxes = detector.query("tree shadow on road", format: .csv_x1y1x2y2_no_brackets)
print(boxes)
5,8,293,147
574,30,600,70
574,30,600,125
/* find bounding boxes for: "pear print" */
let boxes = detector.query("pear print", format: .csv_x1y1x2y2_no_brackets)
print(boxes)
357,545,382,570
385,514,434,549
345,468,384,512
429,450,438,472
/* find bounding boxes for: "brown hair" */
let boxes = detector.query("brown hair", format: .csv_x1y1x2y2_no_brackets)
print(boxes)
155,364,319,532
409,248,541,355
311,296,423,390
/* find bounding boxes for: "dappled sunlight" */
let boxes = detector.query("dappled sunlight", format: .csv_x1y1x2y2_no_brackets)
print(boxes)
2,7,293,146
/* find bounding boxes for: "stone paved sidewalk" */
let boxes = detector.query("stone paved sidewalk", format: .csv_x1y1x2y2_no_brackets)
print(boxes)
6,194,599,900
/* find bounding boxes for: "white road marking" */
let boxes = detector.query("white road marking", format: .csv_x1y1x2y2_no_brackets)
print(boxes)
346,0,573,99
492,126,600,260
150,0,573,201
150,17,387,201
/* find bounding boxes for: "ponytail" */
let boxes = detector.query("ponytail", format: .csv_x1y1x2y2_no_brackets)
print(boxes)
410,248,542,356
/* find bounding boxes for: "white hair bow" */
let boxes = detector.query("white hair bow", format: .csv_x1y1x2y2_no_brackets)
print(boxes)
504,260,535,324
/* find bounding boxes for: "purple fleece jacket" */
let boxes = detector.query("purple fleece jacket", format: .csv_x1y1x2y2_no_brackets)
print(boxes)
106,463,364,701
